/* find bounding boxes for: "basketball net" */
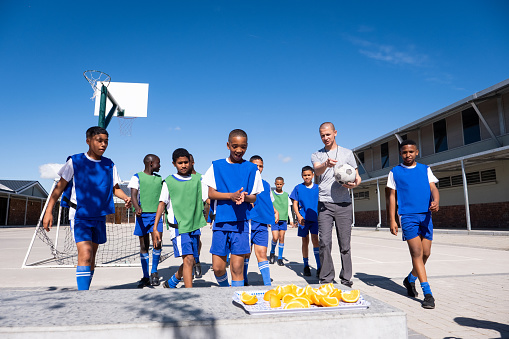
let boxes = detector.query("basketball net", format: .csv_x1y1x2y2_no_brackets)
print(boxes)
117,116,136,136
83,70,111,100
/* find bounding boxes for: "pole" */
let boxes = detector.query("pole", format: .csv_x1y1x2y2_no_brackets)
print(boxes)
376,179,381,229
350,188,355,227
460,160,472,231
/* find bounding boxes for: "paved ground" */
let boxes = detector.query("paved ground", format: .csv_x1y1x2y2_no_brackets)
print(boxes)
1,225,508,338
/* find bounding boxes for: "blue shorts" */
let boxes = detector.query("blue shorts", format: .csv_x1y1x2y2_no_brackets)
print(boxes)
172,231,200,258
297,220,318,237
133,213,163,236
250,221,269,247
71,218,107,244
400,212,433,241
210,230,250,256
272,220,288,231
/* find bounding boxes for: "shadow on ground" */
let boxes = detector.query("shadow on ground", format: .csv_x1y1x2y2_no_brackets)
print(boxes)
452,317,509,338
354,272,421,303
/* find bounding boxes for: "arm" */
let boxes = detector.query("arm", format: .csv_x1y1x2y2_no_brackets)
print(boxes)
113,184,132,209
274,207,279,224
429,182,440,212
130,188,142,216
152,201,166,246
313,159,337,177
42,178,69,232
208,186,253,205
292,199,304,226
387,188,398,236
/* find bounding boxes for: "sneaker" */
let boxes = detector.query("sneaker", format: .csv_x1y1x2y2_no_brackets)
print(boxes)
194,263,202,278
303,266,311,276
422,294,435,309
269,253,276,264
150,272,160,286
163,280,170,288
277,259,284,266
244,281,250,286
137,277,150,288
403,277,418,297
316,267,321,279
341,280,353,288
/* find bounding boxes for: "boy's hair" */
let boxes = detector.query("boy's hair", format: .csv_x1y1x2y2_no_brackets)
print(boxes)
250,155,263,162
172,148,190,162
228,129,248,142
302,166,314,174
143,154,158,164
86,126,108,139
275,176,284,182
399,139,417,150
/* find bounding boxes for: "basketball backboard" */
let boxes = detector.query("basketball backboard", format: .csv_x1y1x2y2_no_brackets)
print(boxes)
93,82,149,118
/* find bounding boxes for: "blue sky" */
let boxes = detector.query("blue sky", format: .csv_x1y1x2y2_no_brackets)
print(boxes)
1,1,508,193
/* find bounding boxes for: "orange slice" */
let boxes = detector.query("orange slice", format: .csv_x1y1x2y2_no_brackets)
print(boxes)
275,285,284,299
282,284,294,295
240,292,258,305
282,293,297,304
309,293,321,306
284,300,306,309
270,294,281,308
263,289,277,301
320,296,340,307
292,297,311,308
290,284,298,294
319,283,334,294
328,289,342,300
341,290,360,303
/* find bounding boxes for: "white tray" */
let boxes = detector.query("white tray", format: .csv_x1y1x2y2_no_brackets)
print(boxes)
233,290,370,315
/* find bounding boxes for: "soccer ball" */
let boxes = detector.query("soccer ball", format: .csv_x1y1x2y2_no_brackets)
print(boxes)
334,164,356,184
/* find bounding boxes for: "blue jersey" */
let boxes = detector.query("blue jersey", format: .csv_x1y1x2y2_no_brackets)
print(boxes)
290,183,319,222
391,163,432,215
252,179,275,225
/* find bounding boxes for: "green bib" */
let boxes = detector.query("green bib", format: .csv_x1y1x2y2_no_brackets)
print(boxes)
273,191,289,221
137,172,163,213
165,174,206,234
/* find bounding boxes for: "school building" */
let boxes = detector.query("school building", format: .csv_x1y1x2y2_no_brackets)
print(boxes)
0,180,49,226
351,78,509,229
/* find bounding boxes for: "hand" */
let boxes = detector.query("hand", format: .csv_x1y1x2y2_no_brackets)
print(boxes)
325,158,337,168
274,211,279,224
342,181,357,189
42,213,53,232
152,230,162,248
389,220,398,236
124,197,132,209
230,187,245,204
298,216,305,226
135,206,142,216
429,201,439,212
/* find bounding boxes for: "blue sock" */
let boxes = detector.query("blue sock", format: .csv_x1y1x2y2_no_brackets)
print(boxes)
270,240,277,254
258,260,271,286
278,244,284,260
215,273,229,287
407,272,418,283
76,266,91,290
303,257,309,267
313,247,321,269
167,273,181,288
243,258,250,284
151,249,161,274
420,282,432,296
231,280,244,287
140,252,149,278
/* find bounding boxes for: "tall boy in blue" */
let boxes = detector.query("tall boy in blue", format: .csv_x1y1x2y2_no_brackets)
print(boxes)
202,129,264,287
42,126,131,290
387,139,440,309
244,155,278,286
270,176,292,266
290,166,320,277
128,154,164,288
154,148,208,288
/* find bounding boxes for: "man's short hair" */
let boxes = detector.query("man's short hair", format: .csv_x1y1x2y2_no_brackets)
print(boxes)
302,165,314,174
399,139,417,150
172,148,190,162
319,122,335,131
228,129,248,142
250,155,263,162
86,126,108,139
143,154,159,164
275,176,284,182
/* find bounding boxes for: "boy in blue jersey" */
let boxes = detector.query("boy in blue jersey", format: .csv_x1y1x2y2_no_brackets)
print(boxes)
387,140,439,309
42,126,131,290
270,176,292,266
154,148,208,288
244,155,278,286
290,166,320,277
128,154,164,288
202,129,264,287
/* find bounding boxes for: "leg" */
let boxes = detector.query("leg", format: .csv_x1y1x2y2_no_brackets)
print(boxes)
406,237,427,283
301,235,309,258
421,237,432,266
212,254,229,287
254,244,271,286
229,254,245,283
150,231,162,285
181,254,195,288
165,264,184,288
277,230,286,265
76,241,94,290
317,202,335,283
334,203,353,285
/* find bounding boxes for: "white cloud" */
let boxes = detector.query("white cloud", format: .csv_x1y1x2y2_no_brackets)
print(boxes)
278,154,292,163
169,126,181,131
39,163,64,179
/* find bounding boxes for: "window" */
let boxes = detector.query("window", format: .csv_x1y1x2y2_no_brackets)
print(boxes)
433,119,448,153
398,134,408,163
462,108,481,145
437,169,496,189
381,142,389,168
357,152,365,174
353,191,370,200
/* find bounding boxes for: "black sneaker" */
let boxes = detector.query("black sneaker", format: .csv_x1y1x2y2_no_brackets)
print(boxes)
277,259,284,266
303,266,311,276
244,281,250,286
137,277,150,288
422,294,435,309
163,280,170,288
403,277,418,297
150,272,160,286
269,253,276,264
341,280,353,288
316,267,321,278
194,263,202,278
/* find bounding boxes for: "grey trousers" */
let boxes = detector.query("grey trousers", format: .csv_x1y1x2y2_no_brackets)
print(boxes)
318,201,353,284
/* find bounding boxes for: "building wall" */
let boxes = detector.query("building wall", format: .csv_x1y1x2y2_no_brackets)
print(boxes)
478,99,501,138
446,113,463,149
7,198,26,225
420,124,434,156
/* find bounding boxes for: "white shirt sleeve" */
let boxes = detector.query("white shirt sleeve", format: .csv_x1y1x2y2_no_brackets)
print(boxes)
127,175,139,190
159,182,170,205
58,159,74,182
201,164,216,190
270,190,275,203
201,180,209,202
112,165,121,186
250,170,264,195
428,168,439,183
386,171,396,190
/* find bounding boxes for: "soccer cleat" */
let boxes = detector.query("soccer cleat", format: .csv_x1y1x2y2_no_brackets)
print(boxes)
422,294,435,309
137,277,150,288
269,253,276,264
316,267,321,279
303,266,311,276
277,259,284,266
403,277,418,297
194,263,202,279
150,272,160,286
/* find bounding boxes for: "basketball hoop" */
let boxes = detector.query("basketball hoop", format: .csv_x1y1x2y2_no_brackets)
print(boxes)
117,116,136,136
83,70,111,99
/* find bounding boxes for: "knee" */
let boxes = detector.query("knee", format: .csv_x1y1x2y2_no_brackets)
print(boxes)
422,249,431,260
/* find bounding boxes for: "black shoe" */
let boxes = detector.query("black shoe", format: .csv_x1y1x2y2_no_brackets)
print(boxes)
137,277,150,288
269,253,276,264
403,277,418,297
244,281,250,286
316,267,321,278
422,294,435,309
150,272,160,286
277,259,284,266
341,280,353,288
194,263,202,279
163,280,170,288
303,266,311,276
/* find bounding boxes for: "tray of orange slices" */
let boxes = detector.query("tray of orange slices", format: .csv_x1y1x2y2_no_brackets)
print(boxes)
233,283,370,315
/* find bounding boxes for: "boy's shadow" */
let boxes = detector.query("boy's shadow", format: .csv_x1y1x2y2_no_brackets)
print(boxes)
354,272,420,302
282,260,321,283
453,317,509,338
